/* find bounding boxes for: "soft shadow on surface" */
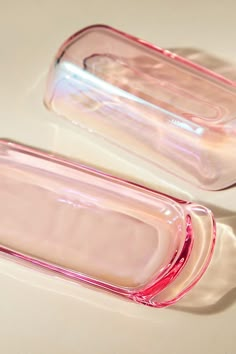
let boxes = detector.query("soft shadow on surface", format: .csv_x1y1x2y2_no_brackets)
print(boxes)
196,201,235,219
173,288,236,315
1,47,236,320
168,47,236,80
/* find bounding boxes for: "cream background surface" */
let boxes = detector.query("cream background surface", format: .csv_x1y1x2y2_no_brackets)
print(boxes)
0,1,235,353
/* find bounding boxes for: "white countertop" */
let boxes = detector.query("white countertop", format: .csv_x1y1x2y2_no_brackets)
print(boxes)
0,1,235,353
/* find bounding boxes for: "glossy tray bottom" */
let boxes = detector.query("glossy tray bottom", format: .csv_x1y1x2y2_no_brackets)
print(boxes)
0,140,215,307
45,25,236,190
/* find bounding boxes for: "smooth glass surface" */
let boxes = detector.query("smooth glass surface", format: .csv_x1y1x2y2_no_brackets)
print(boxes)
45,25,236,190
0,140,215,307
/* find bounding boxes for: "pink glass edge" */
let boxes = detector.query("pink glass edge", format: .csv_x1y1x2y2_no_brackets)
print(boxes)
46,24,236,192
0,224,192,306
152,216,216,308
0,139,186,204
0,139,216,307
57,24,236,89
0,138,192,290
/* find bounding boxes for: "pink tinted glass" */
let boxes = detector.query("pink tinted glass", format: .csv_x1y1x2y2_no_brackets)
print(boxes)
45,24,236,190
0,140,215,307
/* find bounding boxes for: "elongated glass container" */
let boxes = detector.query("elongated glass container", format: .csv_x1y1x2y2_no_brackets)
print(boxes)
45,24,236,190
0,140,215,307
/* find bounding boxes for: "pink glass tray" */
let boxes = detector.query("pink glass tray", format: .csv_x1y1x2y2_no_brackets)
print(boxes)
45,24,236,191
0,139,215,307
